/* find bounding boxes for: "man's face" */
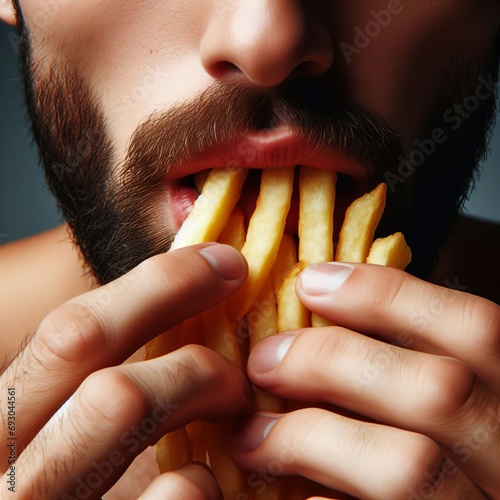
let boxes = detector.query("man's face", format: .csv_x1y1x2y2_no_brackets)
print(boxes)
9,0,500,283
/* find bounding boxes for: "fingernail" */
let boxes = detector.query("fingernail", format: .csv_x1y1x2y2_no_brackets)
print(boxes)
250,334,296,374
198,244,247,281
299,262,353,296
233,414,280,452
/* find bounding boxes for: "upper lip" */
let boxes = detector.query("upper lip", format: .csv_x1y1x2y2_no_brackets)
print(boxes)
166,127,368,181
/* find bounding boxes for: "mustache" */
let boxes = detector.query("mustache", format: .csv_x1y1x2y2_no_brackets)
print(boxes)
120,78,404,188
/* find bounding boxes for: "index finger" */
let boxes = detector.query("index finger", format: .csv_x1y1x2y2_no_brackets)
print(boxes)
0,243,247,464
295,262,500,390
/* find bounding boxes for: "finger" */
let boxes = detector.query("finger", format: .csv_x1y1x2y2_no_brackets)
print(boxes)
231,410,486,500
10,345,252,499
248,327,500,494
295,263,500,391
138,463,222,500
0,243,247,462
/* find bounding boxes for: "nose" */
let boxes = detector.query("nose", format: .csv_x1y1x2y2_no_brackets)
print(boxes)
200,0,334,87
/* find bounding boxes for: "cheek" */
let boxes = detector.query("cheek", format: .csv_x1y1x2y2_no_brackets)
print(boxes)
22,0,215,162
332,1,499,143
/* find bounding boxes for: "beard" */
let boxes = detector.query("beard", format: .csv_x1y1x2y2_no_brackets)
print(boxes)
15,10,499,284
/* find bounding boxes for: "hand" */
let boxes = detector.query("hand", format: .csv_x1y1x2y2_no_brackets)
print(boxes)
0,243,252,499
232,263,500,499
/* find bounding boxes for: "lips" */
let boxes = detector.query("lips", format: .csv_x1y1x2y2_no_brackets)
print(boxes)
167,128,371,232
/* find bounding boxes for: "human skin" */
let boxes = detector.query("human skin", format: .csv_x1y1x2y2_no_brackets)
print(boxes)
0,1,500,499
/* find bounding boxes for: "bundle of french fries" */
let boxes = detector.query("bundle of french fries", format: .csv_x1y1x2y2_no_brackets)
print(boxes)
145,166,411,498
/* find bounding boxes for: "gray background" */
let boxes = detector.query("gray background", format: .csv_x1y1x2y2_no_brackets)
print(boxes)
1,22,499,245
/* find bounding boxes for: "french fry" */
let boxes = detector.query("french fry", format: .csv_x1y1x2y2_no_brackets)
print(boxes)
171,167,247,249
227,168,294,320
298,167,337,328
203,210,247,494
204,422,247,498
277,262,310,332
148,168,248,478
336,183,387,263
218,206,246,251
271,233,297,295
155,426,192,473
186,420,206,463
204,303,243,368
247,278,278,350
247,278,285,413
298,167,336,265
146,323,188,473
367,232,412,270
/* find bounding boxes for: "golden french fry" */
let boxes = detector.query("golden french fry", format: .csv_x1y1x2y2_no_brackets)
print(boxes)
227,168,294,320
298,167,336,265
144,322,182,360
277,262,310,332
171,167,248,249
248,278,277,351
155,427,192,474
298,167,337,328
271,233,297,296
204,422,247,498
247,278,285,413
367,232,412,270
204,303,243,368
336,183,387,263
311,314,335,328
248,479,289,500
218,206,246,251
186,420,206,463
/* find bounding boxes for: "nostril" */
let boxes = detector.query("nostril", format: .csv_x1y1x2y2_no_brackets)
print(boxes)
211,61,241,80
294,60,326,78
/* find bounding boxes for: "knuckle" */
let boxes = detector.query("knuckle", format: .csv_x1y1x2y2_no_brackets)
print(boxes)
384,433,444,499
460,296,500,356
77,368,148,434
416,356,476,420
165,345,226,400
34,303,107,367
178,344,220,383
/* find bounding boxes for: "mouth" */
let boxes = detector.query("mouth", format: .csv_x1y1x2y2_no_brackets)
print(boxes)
167,128,372,233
